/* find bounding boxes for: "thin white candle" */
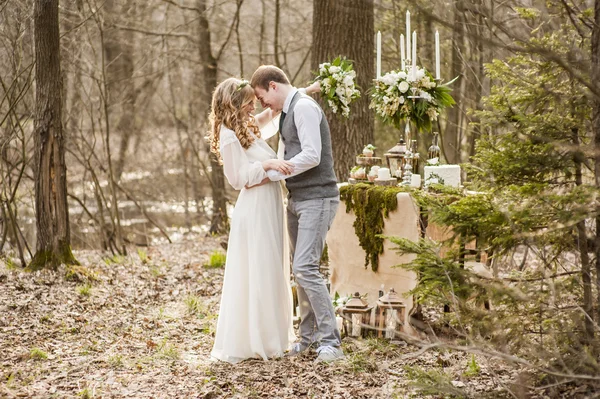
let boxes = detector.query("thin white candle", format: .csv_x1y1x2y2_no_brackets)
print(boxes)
400,34,405,70
412,30,417,79
406,10,411,63
376,31,382,79
435,30,440,80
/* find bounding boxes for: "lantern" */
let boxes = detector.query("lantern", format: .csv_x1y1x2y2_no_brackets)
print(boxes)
384,139,407,179
338,292,373,338
376,288,406,339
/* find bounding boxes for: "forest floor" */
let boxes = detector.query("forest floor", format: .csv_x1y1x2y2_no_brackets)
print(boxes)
1,233,531,398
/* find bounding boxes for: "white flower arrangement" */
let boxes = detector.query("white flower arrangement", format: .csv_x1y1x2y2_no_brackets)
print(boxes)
314,56,361,118
370,67,455,131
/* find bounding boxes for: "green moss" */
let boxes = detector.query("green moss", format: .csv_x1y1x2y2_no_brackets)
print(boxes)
339,184,408,271
27,243,79,272
65,264,97,282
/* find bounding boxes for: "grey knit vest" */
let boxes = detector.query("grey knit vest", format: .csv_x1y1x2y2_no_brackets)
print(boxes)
280,92,339,201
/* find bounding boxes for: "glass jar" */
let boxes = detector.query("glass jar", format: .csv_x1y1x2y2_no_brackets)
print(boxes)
427,132,441,161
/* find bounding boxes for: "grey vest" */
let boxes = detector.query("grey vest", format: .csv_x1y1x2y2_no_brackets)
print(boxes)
281,92,339,201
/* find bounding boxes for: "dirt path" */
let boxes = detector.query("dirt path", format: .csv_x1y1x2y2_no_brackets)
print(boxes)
0,234,516,398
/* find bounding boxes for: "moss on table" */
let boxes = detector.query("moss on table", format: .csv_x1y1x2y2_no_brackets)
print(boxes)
339,183,410,272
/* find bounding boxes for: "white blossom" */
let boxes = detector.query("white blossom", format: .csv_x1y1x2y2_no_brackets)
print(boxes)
418,91,432,102
398,81,410,93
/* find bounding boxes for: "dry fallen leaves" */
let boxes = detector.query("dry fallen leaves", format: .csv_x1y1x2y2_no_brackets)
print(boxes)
0,233,526,398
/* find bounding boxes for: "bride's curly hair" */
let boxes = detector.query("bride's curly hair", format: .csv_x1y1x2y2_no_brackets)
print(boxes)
207,77,261,164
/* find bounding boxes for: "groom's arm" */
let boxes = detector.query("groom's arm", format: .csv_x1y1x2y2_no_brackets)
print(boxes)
266,99,322,181
255,108,279,128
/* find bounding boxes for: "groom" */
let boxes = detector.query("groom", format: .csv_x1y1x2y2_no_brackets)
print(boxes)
250,65,344,363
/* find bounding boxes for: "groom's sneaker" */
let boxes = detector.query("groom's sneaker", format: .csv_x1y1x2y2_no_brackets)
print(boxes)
286,342,313,357
314,345,345,363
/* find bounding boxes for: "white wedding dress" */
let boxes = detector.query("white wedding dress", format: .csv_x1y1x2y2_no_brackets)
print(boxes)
210,125,295,363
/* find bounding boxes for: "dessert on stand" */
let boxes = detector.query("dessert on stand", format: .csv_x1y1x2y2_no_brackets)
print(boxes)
348,144,383,184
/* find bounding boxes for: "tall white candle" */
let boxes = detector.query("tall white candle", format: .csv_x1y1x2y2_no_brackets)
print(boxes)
406,10,411,63
435,30,440,80
400,34,405,70
412,30,417,79
376,31,382,79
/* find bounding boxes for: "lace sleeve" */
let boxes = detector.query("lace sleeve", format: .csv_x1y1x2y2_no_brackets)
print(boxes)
219,127,239,148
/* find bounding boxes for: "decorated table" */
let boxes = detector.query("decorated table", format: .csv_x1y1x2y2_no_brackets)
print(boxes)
328,188,421,337
313,9,462,338
327,184,464,338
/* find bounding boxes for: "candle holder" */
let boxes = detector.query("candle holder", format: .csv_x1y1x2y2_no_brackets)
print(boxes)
384,138,407,179
428,132,441,161
401,158,413,185
410,139,420,175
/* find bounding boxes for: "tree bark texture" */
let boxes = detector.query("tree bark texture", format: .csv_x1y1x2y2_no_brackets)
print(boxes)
198,0,229,234
312,0,374,181
30,0,78,270
443,0,465,165
592,0,600,329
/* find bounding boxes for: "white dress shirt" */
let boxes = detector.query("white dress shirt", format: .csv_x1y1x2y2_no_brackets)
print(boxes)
266,88,323,181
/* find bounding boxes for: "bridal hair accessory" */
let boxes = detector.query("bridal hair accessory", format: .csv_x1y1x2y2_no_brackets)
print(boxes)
236,80,250,92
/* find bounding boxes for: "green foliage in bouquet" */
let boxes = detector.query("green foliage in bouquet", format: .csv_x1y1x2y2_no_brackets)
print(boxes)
313,56,361,117
369,67,455,132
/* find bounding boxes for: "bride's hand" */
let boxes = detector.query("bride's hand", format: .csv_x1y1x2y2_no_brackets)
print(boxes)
262,159,295,175
304,81,321,95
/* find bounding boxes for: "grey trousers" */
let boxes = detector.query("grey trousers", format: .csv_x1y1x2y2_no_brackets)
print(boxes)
287,196,341,348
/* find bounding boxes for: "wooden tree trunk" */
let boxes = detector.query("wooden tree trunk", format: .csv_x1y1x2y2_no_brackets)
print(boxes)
572,125,594,342
443,0,465,165
592,0,600,329
29,0,78,270
312,0,374,181
103,0,136,181
466,0,485,158
198,0,229,234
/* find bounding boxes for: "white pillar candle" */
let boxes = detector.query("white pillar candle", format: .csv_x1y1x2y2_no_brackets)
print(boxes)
412,30,417,79
376,31,382,79
377,168,391,180
410,174,422,188
435,30,440,80
406,10,411,63
400,34,405,70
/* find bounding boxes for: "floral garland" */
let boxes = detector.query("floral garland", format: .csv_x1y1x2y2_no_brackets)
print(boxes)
370,67,455,131
313,56,361,118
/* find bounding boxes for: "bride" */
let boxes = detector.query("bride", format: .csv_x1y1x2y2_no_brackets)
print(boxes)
207,77,316,363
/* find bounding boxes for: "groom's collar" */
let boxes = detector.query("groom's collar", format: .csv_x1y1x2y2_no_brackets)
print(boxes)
282,88,299,114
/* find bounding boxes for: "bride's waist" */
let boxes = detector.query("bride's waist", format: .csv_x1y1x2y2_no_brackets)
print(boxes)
242,181,280,191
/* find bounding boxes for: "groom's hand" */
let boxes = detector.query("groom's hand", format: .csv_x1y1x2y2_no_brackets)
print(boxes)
245,177,270,189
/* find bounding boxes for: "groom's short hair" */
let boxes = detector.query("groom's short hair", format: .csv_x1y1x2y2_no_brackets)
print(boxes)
250,65,290,90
